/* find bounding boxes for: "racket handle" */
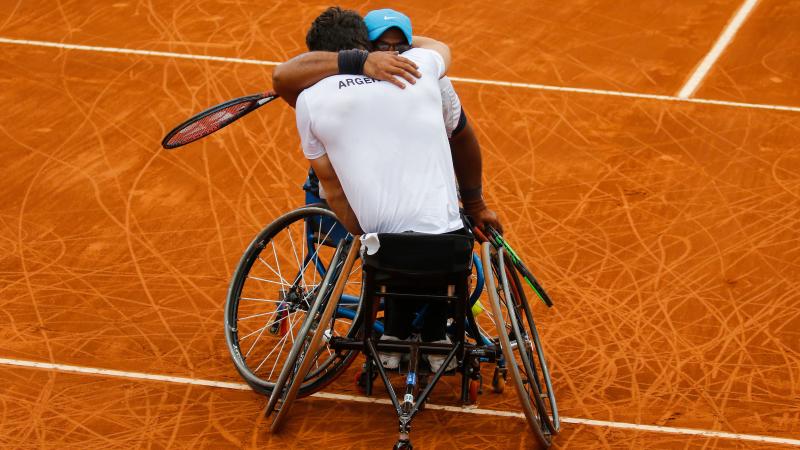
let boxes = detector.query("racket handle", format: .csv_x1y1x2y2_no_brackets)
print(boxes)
256,92,279,105
471,226,490,243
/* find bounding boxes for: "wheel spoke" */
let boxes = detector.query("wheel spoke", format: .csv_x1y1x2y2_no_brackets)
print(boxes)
239,297,282,303
289,221,337,288
258,330,289,374
247,275,291,287
239,310,281,321
257,255,291,287
286,221,307,292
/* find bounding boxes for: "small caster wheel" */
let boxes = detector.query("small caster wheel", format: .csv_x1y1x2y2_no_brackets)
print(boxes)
393,440,413,449
355,367,378,393
492,366,507,393
354,371,366,393
468,378,480,404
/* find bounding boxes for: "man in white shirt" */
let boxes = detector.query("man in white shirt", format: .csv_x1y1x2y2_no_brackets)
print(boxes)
277,7,461,370
295,51,460,235
288,8,460,236
273,8,502,234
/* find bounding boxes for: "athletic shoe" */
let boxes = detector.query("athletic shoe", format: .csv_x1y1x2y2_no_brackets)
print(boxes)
426,336,458,372
379,334,402,369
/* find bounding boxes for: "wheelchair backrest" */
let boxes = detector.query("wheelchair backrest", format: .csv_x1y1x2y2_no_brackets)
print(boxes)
363,232,474,279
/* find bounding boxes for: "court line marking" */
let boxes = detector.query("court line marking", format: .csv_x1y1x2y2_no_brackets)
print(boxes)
677,0,760,98
2,357,799,446
0,37,282,66
446,75,800,112
1,36,800,113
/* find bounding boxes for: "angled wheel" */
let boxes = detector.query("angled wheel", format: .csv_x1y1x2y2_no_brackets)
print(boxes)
268,239,361,431
481,242,558,448
224,206,362,396
502,247,559,437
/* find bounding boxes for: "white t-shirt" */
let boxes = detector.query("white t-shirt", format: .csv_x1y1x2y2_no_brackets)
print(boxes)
316,76,461,199
295,48,462,234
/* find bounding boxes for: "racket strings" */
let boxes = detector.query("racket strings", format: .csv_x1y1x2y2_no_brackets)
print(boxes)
165,100,255,147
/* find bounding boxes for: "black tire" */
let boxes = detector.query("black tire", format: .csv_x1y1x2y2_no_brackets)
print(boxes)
225,206,361,396
504,251,560,436
267,238,361,430
482,243,558,448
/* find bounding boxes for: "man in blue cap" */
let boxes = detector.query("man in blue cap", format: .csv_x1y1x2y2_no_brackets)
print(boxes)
362,9,496,235
364,8,414,49
359,9,501,371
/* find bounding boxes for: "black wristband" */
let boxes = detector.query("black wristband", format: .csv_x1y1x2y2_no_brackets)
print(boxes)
459,185,483,202
338,49,369,75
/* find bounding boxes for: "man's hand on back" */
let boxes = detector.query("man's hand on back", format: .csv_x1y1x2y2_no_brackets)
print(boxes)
363,51,421,89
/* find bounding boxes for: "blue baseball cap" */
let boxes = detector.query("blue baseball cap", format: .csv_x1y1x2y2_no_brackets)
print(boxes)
364,9,412,45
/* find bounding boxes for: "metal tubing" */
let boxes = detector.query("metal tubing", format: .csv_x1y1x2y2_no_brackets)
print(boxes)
269,238,360,432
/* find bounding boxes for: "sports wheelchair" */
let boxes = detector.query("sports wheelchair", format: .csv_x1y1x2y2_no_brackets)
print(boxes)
224,205,559,448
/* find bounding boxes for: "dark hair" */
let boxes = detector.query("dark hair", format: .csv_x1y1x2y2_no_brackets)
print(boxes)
306,7,370,52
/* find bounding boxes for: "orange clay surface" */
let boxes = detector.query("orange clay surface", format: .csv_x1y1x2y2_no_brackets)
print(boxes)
1,1,799,449
695,0,800,106
0,0,744,94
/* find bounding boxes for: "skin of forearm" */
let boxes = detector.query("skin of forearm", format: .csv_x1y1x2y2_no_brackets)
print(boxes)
411,36,440,49
450,122,504,232
450,122,483,201
411,35,451,72
272,52,338,107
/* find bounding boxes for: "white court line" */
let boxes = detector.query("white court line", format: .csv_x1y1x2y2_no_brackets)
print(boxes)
448,75,800,113
0,37,281,66
677,0,760,98
2,357,800,447
1,36,800,113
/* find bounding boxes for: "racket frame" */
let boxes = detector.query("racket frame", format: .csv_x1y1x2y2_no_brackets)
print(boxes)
161,92,277,149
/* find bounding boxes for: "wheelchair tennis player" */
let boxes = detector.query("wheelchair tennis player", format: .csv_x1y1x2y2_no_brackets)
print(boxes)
258,8,558,448
272,6,502,371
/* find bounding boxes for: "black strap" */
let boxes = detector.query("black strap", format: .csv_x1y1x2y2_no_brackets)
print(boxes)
451,108,468,137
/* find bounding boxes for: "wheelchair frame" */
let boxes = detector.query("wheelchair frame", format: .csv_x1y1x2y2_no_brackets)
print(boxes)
225,206,491,396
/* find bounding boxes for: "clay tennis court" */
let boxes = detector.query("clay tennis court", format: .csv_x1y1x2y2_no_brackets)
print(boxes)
1,0,799,448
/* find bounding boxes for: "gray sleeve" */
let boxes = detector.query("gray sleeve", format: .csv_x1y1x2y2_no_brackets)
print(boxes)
438,77,462,138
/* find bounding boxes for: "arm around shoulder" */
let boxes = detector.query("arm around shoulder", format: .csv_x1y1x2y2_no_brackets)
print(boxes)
412,36,451,76
272,52,339,108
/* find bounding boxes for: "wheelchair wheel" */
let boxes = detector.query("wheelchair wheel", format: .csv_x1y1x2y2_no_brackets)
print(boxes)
481,242,559,448
225,206,362,396
268,239,361,430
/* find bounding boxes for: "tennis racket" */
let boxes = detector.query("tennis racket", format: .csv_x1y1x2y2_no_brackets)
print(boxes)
478,225,554,307
161,91,278,149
